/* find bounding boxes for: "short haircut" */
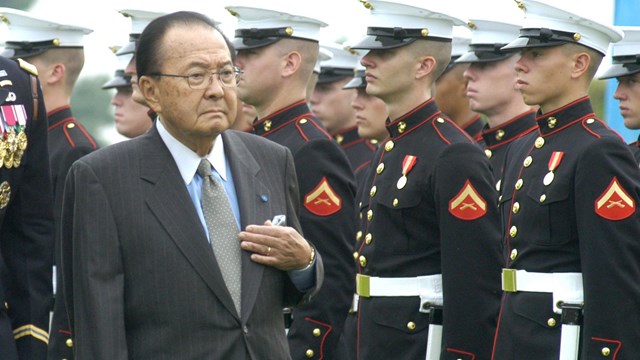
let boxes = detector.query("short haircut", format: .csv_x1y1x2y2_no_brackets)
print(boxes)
136,11,234,77
561,43,603,81
275,38,319,80
410,39,452,81
28,48,85,91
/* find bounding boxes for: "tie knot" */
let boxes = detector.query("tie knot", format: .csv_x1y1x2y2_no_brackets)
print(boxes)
197,159,213,178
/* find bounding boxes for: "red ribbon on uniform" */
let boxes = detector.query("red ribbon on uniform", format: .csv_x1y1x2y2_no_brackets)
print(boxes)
548,151,564,172
402,155,417,176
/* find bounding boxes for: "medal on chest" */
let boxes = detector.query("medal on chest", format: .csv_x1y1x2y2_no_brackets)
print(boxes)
397,155,417,189
0,104,28,169
543,151,564,186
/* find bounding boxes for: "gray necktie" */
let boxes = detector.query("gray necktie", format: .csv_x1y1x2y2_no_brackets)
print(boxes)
197,159,242,314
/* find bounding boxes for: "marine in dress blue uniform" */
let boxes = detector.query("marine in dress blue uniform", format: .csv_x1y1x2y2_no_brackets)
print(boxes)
454,18,538,181
346,2,503,359
229,6,356,359
493,1,640,358
599,26,640,166
313,43,377,182
0,55,54,360
0,9,99,359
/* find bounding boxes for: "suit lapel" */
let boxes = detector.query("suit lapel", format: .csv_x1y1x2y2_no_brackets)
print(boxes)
223,131,271,321
141,126,239,318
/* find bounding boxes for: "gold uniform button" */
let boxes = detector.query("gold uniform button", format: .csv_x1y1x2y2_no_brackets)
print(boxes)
384,140,394,152
547,318,557,327
586,118,595,124
540,194,547,203
485,149,493,159
313,328,321,337
436,117,445,123
495,129,505,141
353,251,359,260
407,321,416,330
547,116,557,128
510,226,518,238
601,347,611,356
359,255,367,267
393,198,399,207
376,163,385,174
306,349,315,358
365,233,373,245
397,121,407,133
534,136,545,149
512,202,520,214
335,134,344,144
66,338,73,348
370,186,377,197
515,179,523,190
510,249,518,260
299,118,308,124
359,212,363,220
495,179,501,192
523,156,532,167
3,302,7,309
66,123,76,129
367,209,373,221
356,231,363,241
264,120,272,131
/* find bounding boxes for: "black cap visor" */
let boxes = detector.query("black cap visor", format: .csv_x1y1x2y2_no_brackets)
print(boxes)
455,44,513,63
600,62,640,80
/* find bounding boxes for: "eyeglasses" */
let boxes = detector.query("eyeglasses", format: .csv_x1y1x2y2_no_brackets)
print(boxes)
151,66,243,89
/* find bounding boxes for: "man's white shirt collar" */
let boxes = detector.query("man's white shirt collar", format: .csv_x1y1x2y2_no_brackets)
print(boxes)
157,119,228,185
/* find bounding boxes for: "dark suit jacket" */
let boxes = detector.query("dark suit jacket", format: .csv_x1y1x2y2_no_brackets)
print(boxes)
58,125,323,359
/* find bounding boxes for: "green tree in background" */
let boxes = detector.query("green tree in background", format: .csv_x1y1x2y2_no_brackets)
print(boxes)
0,0,37,10
71,74,114,147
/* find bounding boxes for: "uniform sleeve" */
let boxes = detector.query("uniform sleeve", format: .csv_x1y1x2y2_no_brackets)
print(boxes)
1,73,54,359
287,138,356,360
433,142,503,360
575,137,640,357
61,160,128,359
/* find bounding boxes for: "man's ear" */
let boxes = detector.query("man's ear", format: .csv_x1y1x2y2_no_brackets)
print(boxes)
42,63,65,85
138,75,161,113
571,52,590,79
282,51,302,78
416,56,437,80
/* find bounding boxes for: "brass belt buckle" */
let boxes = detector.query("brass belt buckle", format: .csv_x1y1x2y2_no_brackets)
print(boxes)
502,269,517,292
356,274,370,297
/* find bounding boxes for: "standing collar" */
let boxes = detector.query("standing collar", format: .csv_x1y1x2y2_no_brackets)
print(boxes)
386,98,441,138
253,100,312,136
156,119,227,185
536,96,595,135
482,109,537,148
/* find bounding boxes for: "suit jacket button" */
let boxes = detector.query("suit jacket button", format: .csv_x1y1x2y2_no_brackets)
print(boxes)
242,325,248,334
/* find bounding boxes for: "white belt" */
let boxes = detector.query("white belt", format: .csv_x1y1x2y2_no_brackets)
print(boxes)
356,273,443,313
502,269,583,314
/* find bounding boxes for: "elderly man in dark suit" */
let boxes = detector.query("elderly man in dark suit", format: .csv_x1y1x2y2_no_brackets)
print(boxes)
57,11,322,359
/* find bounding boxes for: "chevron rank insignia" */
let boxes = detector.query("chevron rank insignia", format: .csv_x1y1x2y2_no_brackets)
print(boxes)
595,177,635,220
449,180,487,220
304,177,342,216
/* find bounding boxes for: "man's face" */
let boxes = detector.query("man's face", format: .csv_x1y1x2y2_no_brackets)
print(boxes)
614,73,640,129
235,44,282,109
435,64,469,120
309,77,357,134
360,46,414,102
111,86,152,138
353,88,388,142
464,56,521,117
514,46,573,111
144,24,237,142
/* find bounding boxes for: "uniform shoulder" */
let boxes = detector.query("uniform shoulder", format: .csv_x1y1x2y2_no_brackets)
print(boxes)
56,120,99,150
16,58,38,76
431,116,475,145
294,117,332,141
